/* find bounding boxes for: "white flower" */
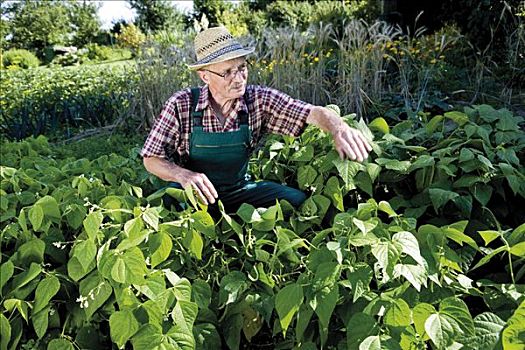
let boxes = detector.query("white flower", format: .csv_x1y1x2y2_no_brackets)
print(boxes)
76,295,89,309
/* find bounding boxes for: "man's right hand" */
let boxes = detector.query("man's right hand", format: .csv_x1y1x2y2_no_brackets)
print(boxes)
143,157,218,205
177,169,218,205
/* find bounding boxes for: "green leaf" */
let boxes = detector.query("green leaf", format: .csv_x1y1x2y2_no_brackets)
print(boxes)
443,226,478,249
191,211,216,239
0,260,14,292
315,286,338,345
192,279,211,309
11,262,41,291
347,263,373,302
333,158,361,190
347,313,378,350
425,313,461,349
502,300,525,350
142,207,159,231
440,297,475,337
73,240,97,270
369,117,390,134
219,271,249,306
359,335,381,350
33,275,60,314
297,165,318,190
28,205,43,231
0,313,10,350
426,115,444,134
323,176,344,211
107,247,147,285
124,217,144,238
473,184,493,206
378,201,397,217
413,303,436,338
384,299,411,327
375,158,411,172
17,238,45,265
32,306,50,339
428,188,459,212
444,111,469,126
478,230,501,246
188,230,203,260
510,242,525,257
47,338,74,350
149,232,172,268
371,241,400,278
460,312,505,350
79,272,113,319
110,310,140,348
83,211,103,240
65,204,86,230
291,145,314,162
275,283,303,336
392,231,425,266
194,323,222,350
394,264,427,291
236,203,261,223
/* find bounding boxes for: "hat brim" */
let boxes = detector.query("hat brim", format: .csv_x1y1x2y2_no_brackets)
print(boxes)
188,47,255,70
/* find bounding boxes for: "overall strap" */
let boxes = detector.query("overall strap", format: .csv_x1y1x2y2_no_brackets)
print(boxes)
238,91,249,125
190,87,203,127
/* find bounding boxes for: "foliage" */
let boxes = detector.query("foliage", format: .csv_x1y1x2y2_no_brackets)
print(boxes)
115,23,147,53
1,48,40,69
0,64,138,140
128,0,186,34
192,0,234,28
1,0,101,57
84,44,132,63
67,0,102,48
0,104,523,349
3,0,71,56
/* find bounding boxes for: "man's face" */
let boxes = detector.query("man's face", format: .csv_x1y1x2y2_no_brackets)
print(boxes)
198,57,248,100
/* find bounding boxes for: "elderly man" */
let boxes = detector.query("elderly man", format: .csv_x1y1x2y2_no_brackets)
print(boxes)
141,27,372,212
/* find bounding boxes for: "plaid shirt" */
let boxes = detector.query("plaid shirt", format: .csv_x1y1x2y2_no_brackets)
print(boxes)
140,85,313,164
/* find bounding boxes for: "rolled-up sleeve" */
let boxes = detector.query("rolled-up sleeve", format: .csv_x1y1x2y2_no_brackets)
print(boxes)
261,87,313,137
140,98,180,159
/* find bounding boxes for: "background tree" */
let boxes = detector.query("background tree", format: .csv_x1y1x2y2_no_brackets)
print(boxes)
68,0,102,47
192,0,233,28
5,0,71,56
127,0,185,33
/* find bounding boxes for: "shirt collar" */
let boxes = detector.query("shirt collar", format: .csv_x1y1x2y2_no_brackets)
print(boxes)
196,85,249,115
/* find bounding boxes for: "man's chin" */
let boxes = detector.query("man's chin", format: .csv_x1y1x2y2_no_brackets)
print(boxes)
231,86,246,97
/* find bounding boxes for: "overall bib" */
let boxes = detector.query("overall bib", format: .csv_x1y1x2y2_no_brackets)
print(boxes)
166,88,306,213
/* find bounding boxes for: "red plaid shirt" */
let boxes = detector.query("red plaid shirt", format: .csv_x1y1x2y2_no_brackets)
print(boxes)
140,85,313,164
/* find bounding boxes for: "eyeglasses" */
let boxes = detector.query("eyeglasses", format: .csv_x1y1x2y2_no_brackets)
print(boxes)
203,63,248,81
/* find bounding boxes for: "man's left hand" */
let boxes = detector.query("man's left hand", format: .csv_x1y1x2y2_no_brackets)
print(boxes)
333,124,372,162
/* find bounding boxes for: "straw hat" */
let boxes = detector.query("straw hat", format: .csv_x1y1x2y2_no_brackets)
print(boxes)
188,26,255,70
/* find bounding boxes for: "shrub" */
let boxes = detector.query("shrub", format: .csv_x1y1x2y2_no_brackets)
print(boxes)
1,48,40,69
85,43,132,62
115,23,146,52
0,64,138,140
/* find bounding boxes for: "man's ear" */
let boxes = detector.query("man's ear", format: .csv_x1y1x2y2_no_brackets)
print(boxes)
197,70,209,84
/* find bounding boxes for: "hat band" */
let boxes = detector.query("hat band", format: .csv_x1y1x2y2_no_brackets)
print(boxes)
197,43,245,65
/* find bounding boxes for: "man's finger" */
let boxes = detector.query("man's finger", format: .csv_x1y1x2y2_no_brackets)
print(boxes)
192,183,209,205
339,138,357,161
195,177,215,204
200,174,218,199
351,131,370,160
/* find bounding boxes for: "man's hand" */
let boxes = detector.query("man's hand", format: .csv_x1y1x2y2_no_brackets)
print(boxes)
333,124,372,162
143,157,218,205
178,169,218,205
306,106,373,162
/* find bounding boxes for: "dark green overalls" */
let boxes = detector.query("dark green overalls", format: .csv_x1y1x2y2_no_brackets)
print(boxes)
167,87,306,213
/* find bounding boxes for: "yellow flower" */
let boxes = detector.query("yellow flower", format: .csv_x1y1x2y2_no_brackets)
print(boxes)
314,57,319,62
430,58,437,64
